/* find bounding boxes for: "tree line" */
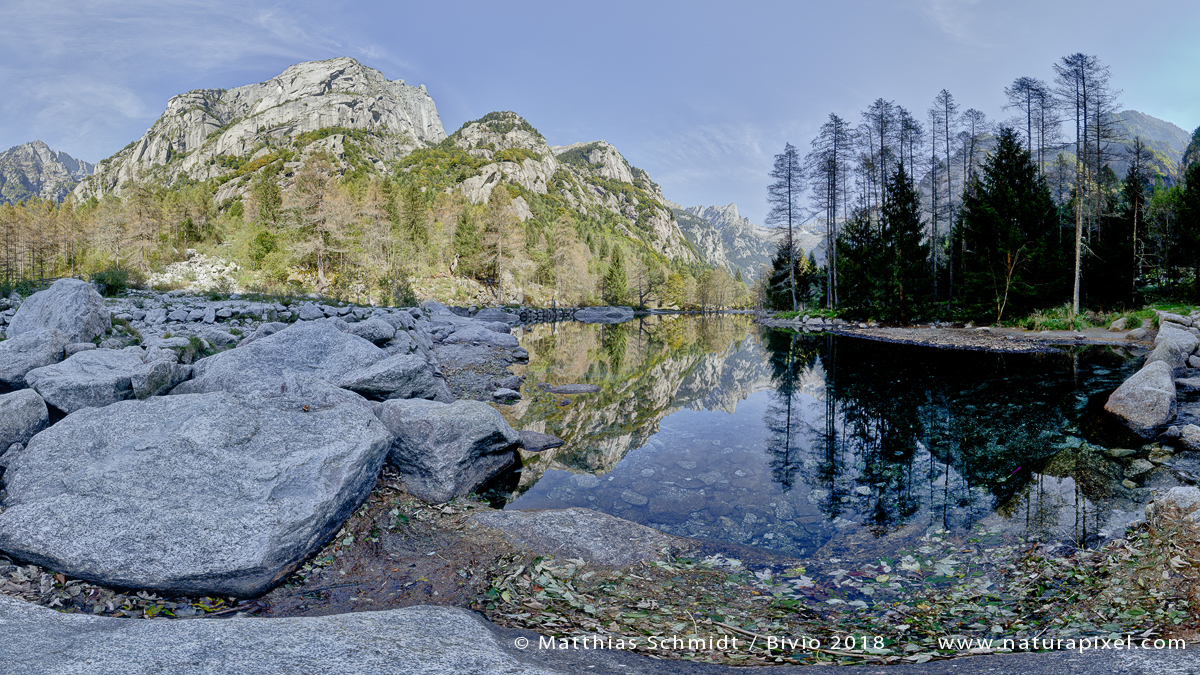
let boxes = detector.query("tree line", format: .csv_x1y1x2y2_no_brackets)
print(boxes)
763,52,1200,323
0,148,754,310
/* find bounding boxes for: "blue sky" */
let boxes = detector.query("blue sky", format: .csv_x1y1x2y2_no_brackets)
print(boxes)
2,0,1198,223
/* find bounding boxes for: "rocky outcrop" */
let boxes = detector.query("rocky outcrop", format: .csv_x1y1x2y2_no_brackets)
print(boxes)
5,278,110,343
0,329,69,388
0,391,391,596
0,389,48,455
377,398,521,503
449,113,696,262
471,507,687,568
1105,360,1177,438
0,141,94,204
73,57,445,199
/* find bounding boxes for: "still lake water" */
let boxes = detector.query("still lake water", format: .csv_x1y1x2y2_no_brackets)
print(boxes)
491,315,1151,563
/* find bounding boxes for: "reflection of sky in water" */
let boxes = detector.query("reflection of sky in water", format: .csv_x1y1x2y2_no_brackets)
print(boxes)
502,319,1153,562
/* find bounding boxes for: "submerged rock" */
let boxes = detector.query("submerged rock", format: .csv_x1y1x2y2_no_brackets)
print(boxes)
471,507,685,568
4,278,110,343
0,391,391,596
1104,361,1176,438
377,399,520,503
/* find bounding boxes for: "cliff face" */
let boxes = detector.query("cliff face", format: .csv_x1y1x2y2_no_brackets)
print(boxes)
0,141,94,204
445,112,697,262
73,57,445,200
674,203,775,280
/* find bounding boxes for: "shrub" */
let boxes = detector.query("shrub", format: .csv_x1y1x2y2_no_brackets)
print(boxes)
91,267,144,297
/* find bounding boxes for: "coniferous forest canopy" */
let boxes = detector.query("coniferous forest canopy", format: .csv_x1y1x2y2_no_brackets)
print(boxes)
763,52,1200,323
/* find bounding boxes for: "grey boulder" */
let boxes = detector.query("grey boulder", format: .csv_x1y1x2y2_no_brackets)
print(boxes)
348,316,397,344
573,306,635,324
335,353,453,402
0,328,69,388
518,429,565,452
1144,322,1199,374
172,321,385,396
4,278,110,342
1104,360,1176,437
0,389,48,455
24,349,148,413
0,391,392,597
441,323,519,348
378,398,520,503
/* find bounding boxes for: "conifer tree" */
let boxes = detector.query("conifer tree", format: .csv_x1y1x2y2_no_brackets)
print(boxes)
880,164,930,322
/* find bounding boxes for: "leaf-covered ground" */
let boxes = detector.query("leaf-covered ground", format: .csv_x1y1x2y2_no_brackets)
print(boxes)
2,477,1196,666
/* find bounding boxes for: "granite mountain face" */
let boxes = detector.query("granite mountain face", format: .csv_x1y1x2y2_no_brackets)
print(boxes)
0,141,94,204
672,203,776,280
72,57,446,202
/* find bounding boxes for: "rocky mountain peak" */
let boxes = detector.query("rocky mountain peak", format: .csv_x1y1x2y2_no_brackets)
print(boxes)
451,111,550,159
0,141,94,204
552,140,634,184
73,57,446,200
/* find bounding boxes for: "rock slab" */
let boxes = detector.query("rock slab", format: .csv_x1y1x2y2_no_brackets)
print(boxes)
378,398,520,503
5,278,110,343
0,391,392,596
471,507,686,568
0,595,560,675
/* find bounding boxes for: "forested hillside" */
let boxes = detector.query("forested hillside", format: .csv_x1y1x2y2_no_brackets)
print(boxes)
0,59,750,310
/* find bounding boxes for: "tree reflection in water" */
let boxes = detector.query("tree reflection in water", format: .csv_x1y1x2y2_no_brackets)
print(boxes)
760,329,1140,546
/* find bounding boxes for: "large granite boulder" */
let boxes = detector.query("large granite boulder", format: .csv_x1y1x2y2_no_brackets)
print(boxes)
0,328,69,388
573,306,635,324
5,278,110,342
0,391,392,596
24,349,147,413
348,317,396,345
440,323,519,348
0,596,562,675
172,321,385,396
377,398,520,503
1105,361,1176,438
0,389,48,455
336,353,452,402
1144,322,1199,374
471,508,686,568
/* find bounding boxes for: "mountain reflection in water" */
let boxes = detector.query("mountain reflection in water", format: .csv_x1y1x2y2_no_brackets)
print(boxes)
492,316,1143,561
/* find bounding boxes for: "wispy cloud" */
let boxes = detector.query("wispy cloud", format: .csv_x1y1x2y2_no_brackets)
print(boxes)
918,0,990,47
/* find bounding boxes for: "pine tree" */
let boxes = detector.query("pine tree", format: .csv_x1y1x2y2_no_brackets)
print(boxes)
958,127,1061,322
880,164,930,322
604,246,628,305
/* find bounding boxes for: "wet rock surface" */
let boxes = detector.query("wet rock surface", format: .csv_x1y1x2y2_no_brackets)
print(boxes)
471,507,688,568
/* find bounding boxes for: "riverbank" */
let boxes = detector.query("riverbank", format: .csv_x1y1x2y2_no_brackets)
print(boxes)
758,317,1155,354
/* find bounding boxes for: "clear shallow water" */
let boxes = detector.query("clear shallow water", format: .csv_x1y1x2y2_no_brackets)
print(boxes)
490,316,1151,562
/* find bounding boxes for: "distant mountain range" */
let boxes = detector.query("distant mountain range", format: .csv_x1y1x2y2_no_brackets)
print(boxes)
0,141,94,204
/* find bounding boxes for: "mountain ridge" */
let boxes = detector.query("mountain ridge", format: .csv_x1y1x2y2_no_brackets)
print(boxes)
0,141,94,204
